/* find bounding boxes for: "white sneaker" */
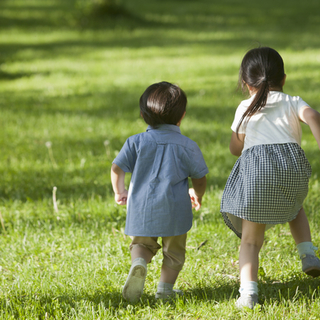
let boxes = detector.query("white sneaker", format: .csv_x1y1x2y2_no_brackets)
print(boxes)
301,254,320,277
155,289,183,300
236,293,258,309
122,258,147,303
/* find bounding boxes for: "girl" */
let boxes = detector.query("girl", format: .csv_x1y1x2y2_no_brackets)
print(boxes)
220,47,320,309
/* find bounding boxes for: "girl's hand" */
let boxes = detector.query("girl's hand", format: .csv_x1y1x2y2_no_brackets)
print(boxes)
114,190,128,205
189,188,202,211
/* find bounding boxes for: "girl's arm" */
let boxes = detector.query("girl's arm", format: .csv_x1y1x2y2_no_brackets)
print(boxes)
300,106,320,149
189,176,207,211
229,132,245,156
111,163,128,205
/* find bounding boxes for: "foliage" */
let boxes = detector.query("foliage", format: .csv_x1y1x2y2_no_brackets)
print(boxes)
75,0,133,28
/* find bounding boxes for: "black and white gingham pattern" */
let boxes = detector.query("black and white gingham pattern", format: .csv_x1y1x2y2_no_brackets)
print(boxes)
220,143,312,238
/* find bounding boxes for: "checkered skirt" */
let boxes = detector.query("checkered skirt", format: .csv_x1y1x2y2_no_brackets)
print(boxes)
220,143,312,238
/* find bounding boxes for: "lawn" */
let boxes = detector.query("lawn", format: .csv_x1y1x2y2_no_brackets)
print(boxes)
0,0,320,318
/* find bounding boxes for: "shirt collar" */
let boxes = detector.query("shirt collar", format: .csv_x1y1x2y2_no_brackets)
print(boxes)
146,124,181,134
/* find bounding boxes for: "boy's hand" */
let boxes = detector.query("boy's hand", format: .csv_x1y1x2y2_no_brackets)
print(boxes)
114,190,128,205
189,188,202,211
111,164,128,205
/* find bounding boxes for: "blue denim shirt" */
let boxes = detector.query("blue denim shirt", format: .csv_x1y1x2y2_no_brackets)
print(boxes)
113,124,208,237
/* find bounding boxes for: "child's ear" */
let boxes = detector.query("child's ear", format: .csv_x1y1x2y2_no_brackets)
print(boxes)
245,83,256,96
281,74,287,87
176,111,186,127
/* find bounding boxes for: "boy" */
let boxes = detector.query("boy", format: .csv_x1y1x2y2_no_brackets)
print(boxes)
111,81,208,303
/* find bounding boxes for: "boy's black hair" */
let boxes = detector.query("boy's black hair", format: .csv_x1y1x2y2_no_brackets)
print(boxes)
236,47,285,135
139,81,187,127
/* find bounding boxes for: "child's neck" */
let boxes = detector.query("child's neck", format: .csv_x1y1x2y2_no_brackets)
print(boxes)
249,86,283,97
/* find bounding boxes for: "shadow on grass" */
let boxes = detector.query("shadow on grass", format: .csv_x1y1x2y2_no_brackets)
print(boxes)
0,144,233,202
1,0,320,70
0,163,111,201
1,85,320,201
259,276,320,305
0,273,319,318
80,276,320,307
140,276,320,307
1,0,320,202
0,87,238,128
0,86,235,201
0,70,34,80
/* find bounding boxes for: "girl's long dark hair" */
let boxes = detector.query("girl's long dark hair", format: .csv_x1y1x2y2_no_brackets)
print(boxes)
236,47,285,135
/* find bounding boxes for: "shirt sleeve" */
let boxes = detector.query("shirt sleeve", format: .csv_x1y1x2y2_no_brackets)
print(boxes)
231,103,247,134
112,138,137,173
188,143,209,179
293,96,310,115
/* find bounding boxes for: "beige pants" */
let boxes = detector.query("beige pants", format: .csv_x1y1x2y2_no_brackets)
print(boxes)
130,234,187,271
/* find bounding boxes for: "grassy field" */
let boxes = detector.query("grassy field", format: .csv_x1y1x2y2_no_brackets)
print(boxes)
1,0,320,318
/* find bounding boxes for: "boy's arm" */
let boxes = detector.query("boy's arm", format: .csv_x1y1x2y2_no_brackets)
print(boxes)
300,106,320,149
229,131,245,156
189,176,207,211
111,163,128,205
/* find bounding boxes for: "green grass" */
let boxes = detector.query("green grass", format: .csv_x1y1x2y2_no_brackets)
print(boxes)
1,0,320,318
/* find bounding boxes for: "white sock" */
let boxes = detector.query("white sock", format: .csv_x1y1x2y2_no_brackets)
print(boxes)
239,281,258,296
131,257,147,269
297,242,318,258
157,281,174,293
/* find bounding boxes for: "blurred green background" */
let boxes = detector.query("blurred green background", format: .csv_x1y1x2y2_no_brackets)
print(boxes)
1,0,320,202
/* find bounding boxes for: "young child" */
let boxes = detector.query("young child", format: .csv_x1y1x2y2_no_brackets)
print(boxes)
220,47,320,309
111,81,208,303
